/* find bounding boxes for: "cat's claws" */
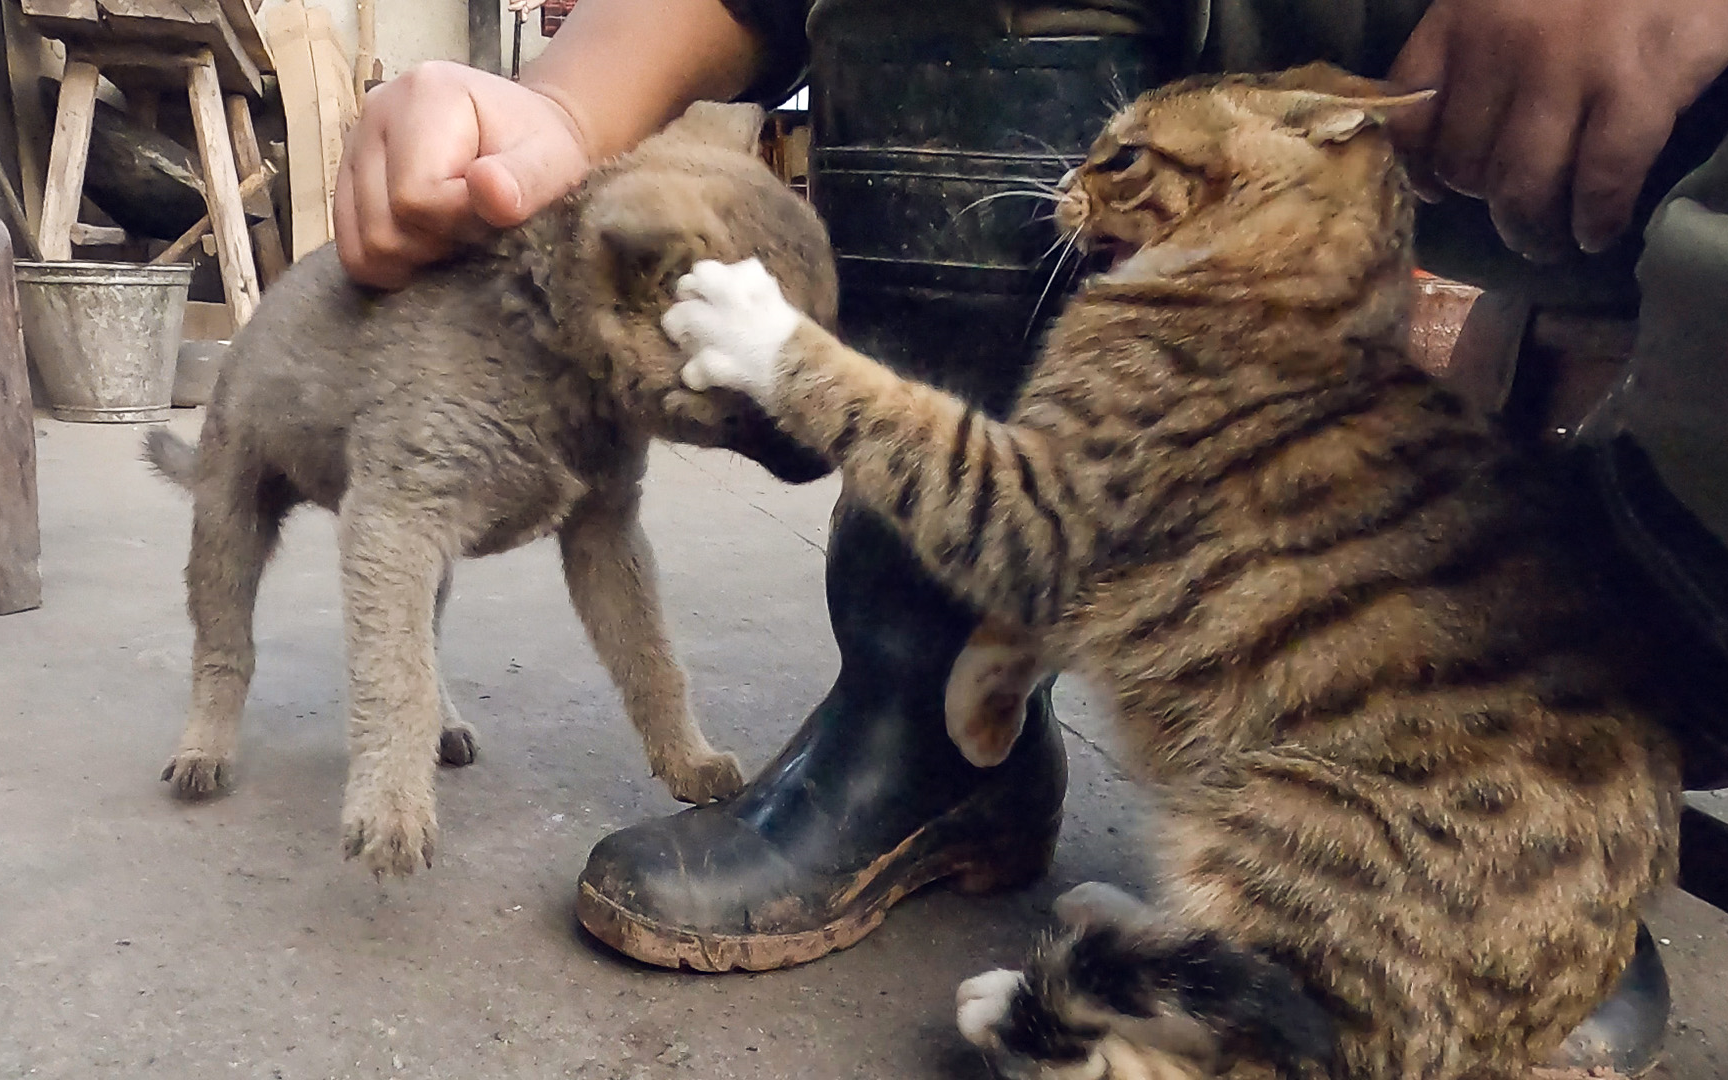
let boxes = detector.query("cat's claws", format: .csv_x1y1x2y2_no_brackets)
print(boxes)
665,258,800,404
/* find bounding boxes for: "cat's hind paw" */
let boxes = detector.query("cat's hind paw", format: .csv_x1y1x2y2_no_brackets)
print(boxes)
665,258,800,403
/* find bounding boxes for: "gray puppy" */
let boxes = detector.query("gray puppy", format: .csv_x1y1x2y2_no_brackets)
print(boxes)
145,102,835,877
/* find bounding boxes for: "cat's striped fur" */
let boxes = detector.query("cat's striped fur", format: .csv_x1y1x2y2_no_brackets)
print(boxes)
670,64,1683,1080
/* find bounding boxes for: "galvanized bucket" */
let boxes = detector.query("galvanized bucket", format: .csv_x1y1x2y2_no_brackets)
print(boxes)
14,260,193,423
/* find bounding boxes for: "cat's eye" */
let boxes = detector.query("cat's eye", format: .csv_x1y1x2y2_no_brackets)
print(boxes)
1100,145,1144,173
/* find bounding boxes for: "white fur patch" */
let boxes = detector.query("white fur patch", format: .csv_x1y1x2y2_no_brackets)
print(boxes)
957,968,1026,1048
664,258,801,405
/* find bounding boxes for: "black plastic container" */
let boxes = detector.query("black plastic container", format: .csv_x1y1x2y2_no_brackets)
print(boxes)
809,33,1159,413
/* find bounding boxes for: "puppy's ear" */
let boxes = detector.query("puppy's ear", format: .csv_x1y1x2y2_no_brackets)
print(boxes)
657,101,766,155
599,223,710,307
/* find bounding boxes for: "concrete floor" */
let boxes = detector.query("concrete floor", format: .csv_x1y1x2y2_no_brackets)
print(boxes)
3,412,1726,1080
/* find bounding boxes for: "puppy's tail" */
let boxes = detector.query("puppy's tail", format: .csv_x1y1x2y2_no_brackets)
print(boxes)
143,428,199,488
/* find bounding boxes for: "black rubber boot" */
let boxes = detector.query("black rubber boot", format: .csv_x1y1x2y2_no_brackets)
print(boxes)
576,507,1066,971
577,32,1154,973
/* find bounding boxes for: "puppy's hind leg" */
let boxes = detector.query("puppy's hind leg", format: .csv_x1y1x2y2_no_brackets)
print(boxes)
432,559,478,767
558,489,743,804
337,495,451,876
164,469,292,797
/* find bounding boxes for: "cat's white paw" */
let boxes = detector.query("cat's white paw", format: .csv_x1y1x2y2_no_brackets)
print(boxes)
664,258,800,404
957,968,1026,1048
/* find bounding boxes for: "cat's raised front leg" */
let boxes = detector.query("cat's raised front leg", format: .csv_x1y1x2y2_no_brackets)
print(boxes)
668,259,1097,630
558,489,742,805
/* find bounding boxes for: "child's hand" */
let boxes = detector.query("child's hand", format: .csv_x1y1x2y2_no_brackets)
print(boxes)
1386,0,1728,258
335,61,591,289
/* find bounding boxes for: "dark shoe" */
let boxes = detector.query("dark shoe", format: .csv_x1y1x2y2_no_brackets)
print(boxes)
1548,924,1671,1076
576,509,1067,972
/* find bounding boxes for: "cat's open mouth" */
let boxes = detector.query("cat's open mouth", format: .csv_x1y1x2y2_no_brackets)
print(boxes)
1082,236,1141,273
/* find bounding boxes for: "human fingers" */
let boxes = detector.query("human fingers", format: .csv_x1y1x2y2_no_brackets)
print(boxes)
464,90,591,228
1571,88,1676,253
374,64,489,239
1426,39,1519,199
1483,72,1583,260
343,117,462,288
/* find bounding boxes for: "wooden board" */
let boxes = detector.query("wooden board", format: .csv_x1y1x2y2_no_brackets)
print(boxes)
305,3,354,232
225,93,285,286
264,0,327,259
0,230,42,616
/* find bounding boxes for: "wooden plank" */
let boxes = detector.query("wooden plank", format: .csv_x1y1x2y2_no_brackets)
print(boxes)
3,0,54,229
180,298,231,340
354,0,374,104
468,0,500,74
0,167,41,260
213,0,270,72
186,48,257,325
36,61,99,262
264,0,326,259
68,220,125,245
223,92,283,286
305,3,354,239
0,229,42,616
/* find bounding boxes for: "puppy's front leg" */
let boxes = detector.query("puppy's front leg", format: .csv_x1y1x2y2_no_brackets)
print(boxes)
559,489,743,804
337,494,451,875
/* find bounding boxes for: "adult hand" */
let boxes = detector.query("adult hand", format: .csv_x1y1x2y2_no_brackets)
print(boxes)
335,61,591,289
1386,0,1728,258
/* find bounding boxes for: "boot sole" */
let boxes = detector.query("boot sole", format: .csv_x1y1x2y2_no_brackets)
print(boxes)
576,801,1061,972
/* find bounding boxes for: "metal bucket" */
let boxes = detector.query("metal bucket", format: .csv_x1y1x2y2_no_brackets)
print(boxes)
810,33,1158,414
14,260,193,423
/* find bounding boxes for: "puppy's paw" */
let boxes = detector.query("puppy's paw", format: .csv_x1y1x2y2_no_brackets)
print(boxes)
162,751,230,798
342,790,437,876
437,722,479,767
664,258,799,403
661,750,745,804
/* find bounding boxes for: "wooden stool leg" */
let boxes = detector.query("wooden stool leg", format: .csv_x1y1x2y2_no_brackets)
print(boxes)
187,50,259,327
224,94,288,289
37,61,100,263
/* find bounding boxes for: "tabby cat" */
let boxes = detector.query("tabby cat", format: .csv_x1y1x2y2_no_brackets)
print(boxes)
665,64,1684,1080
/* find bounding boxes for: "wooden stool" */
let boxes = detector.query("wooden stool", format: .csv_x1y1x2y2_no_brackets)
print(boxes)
36,47,262,327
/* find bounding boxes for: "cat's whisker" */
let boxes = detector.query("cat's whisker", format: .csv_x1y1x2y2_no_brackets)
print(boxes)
1009,131,1083,171
955,190,1062,215
1026,229,1080,339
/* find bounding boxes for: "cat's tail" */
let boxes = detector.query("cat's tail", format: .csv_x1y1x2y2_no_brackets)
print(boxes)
143,428,199,489
961,916,1335,1080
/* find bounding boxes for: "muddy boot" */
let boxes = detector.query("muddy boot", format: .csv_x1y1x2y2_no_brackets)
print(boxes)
577,31,1154,972
576,506,1067,971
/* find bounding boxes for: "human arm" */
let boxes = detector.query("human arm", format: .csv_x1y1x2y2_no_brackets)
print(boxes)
1385,0,1728,259
334,0,766,288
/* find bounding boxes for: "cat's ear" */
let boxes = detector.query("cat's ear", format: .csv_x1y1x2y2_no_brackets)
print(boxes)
657,101,767,155
1274,88,1436,145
